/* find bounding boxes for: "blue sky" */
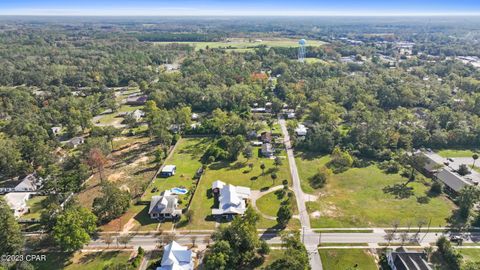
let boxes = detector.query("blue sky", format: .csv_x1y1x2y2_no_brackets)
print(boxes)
1,0,480,16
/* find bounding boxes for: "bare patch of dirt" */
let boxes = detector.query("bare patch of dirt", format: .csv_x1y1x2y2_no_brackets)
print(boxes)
311,211,321,218
108,171,125,182
128,155,149,168
317,203,341,218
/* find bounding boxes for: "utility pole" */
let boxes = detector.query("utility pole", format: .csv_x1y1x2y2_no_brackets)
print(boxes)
302,226,305,243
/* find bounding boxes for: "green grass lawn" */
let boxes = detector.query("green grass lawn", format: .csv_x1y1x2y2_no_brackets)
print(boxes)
143,137,211,204
182,145,292,230
296,152,456,228
32,251,132,270
256,190,301,230
256,249,284,269
154,38,326,51
22,195,47,220
457,248,480,263
319,249,378,270
437,149,479,158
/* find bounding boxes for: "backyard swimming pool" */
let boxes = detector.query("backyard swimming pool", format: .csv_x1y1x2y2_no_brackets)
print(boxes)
170,187,188,195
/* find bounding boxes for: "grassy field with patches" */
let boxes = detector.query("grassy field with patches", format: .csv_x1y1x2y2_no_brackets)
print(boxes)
319,249,378,270
154,38,326,51
296,152,456,228
182,144,293,230
75,134,159,231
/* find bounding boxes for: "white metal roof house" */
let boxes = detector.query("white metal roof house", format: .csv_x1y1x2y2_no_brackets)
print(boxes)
4,192,31,218
148,190,182,220
130,109,145,121
211,180,251,216
295,124,308,136
157,241,194,270
160,165,176,177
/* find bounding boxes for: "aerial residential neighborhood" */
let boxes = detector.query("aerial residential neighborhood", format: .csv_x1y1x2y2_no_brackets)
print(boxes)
3,1,480,270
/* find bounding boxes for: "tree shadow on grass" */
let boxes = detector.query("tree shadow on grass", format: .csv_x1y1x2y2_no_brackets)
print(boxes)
133,205,158,227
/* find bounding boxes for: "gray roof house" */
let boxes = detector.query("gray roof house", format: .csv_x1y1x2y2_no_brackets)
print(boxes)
67,136,85,148
418,151,478,193
126,95,148,105
149,190,182,220
261,143,274,157
211,180,251,216
387,248,432,270
157,241,194,270
0,174,42,193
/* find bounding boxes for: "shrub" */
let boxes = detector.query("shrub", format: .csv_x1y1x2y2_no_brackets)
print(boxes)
417,196,430,204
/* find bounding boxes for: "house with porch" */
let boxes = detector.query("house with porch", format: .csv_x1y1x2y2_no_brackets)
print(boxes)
211,180,251,218
149,190,182,220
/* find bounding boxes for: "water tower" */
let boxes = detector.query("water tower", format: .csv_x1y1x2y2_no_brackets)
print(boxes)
298,39,306,62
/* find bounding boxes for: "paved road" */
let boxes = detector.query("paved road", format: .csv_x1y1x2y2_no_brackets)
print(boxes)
85,231,480,251
279,118,322,270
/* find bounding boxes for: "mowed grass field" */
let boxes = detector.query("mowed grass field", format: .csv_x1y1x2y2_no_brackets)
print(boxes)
296,152,456,228
154,38,326,51
319,249,378,270
256,189,301,229
182,144,293,230
437,149,479,158
129,137,211,231
32,251,132,270
457,248,480,264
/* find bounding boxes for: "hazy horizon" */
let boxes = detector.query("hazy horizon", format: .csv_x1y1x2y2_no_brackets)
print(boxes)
1,0,480,16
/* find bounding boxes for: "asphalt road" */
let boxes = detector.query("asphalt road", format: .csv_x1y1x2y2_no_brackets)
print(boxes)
85,231,478,250
279,118,323,270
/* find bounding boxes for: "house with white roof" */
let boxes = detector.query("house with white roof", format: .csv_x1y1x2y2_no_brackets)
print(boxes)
157,241,194,270
4,192,31,218
149,190,182,220
295,124,308,136
129,109,145,121
160,165,176,177
211,180,251,217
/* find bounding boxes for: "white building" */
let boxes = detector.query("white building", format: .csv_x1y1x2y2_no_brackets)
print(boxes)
157,241,194,270
211,180,251,216
295,124,308,136
4,192,31,218
160,165,176,177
